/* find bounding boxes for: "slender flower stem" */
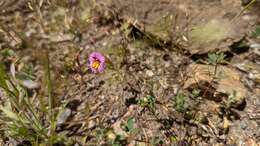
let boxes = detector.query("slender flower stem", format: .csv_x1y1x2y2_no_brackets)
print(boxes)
231,0,257,23
44,52,55,145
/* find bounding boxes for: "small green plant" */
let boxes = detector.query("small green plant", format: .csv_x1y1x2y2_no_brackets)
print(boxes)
207,52,226,65
227,91,238,107
16,63,36,81
207,52,226,78
122,117,134,133
121,117,139,136
120,117,139,144
138,95,156,111
0,54,64,145
0,64,47,142
252,25,260,38
191,89,201,98
174,93,188,113
1,48,15,57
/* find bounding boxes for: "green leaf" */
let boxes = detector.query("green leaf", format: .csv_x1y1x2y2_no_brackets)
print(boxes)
0,106,19,121
115,134,124,141
174,93,187,113
1,48,15,57
0,63,9,90
207,52,226,65
127,117,134,132
137,95,156,110
208,53,218,65
123,117,134,132
252,26,260,38
191,89,200,98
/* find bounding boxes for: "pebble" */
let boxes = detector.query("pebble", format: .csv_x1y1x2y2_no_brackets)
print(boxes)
240,121,247,130
21,80,40,89
56,108,72,126
88,120,96,129
223,117,229,130
146,70,154,77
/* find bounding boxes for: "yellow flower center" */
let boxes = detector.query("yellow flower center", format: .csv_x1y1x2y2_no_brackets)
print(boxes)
92,60,100,70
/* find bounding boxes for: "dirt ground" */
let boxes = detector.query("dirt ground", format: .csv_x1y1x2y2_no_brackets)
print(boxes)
0,0,260,146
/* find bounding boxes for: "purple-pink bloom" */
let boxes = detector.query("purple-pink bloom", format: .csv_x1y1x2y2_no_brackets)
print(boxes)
88,52,105,73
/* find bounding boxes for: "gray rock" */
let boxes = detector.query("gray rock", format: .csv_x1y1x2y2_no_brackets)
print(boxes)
21,80,40,89
56,108,72,126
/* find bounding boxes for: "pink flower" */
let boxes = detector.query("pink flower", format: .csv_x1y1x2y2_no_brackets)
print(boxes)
88,52,105,73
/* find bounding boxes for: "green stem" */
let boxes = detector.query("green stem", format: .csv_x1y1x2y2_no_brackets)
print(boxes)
231,0,257,23
44,52,55,145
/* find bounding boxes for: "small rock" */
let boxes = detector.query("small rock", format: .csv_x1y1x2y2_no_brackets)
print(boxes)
88,120,96,129
57,108,72,126
240,121,247,130
251,43,260,53
107,130,116,140
21,80,40,89
219,135,226,141
223,117,229,130
146,70,154,77
165,62,171,68
253,47,260,56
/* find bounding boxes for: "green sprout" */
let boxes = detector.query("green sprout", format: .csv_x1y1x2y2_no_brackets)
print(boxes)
174,93,188,113
207,52,226,65
207,52,226,78
138,95,156,111
191,89,201,98
227,91,238,107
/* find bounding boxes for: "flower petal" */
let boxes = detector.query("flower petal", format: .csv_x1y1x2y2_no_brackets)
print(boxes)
88,52,106,73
